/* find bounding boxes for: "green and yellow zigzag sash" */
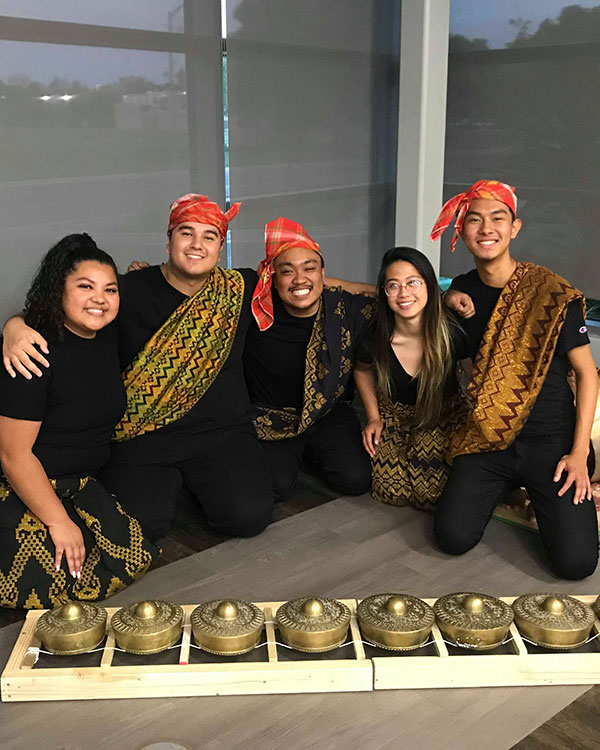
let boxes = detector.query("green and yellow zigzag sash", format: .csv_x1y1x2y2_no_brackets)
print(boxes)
114,267,244,442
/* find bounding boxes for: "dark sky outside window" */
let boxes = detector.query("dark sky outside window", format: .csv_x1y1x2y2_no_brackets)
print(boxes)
442,1,600,306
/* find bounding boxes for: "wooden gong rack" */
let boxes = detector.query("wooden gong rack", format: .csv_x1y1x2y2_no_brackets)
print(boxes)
2,596,599,702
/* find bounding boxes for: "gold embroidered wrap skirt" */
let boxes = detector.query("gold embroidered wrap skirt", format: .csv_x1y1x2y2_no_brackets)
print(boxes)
0,476,159,609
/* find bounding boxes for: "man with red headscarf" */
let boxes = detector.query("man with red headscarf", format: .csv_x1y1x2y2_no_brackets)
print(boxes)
243,217,374,501
2,194,275,542
432,180,598,579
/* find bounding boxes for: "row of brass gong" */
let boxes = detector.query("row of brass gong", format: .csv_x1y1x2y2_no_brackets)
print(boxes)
35,592,600,657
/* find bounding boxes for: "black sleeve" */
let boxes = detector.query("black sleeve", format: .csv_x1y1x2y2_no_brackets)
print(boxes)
237,267,258,285
0,344,49,421
448,273,470,293
555,300,590,355
449,319,470,361
355,324,375,365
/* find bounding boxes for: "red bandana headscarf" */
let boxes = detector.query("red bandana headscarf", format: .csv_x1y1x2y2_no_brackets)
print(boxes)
430,179,518,252
251,216,322,331
168,193,242,240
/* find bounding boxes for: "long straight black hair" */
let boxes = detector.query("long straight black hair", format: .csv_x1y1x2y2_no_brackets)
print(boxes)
371,247,455,429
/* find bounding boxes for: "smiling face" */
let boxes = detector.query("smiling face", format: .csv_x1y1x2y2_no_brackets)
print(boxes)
61,260,119,338
273,246,325,317
460,198,522,263
383,260,428,322
166,221,224,280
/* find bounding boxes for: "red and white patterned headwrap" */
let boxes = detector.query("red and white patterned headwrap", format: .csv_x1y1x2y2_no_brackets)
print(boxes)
168,193,241,240
251,217,322,331
430,180,518,252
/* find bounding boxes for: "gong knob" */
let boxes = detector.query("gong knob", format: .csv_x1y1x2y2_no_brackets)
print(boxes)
302,598,325,617
134,601,158,619
542,596,565,615
463,595,484,614
59,601,85,621
384,596,408,616
215,600,239,620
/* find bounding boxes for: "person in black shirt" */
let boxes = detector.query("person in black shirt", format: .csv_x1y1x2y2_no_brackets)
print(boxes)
0,235,158,609
433,179,598,579
245,217,373,501
354,247,468,512
2,195,275,543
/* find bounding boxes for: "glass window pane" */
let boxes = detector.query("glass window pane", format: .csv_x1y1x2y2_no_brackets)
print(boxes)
0,41,190,319
0,2,185,32
443,1,600,301
225,0,401,282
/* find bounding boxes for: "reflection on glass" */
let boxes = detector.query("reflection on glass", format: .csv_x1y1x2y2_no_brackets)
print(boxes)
225,0,401,282
0,42,190,319
0,1,185,32
443,1,600,303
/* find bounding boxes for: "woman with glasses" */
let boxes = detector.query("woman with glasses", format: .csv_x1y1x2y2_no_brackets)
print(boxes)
353,247,468,511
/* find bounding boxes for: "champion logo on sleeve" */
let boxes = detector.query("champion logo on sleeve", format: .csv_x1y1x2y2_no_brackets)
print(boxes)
579,325,588,334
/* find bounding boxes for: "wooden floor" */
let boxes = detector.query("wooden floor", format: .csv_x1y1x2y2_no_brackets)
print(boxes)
1,474,599,749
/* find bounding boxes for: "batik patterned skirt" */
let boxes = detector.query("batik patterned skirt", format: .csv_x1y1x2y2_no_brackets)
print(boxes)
372,396,468,512
0,476,159,609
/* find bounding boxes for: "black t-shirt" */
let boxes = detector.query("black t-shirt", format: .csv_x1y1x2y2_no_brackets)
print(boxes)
356,322,467,405
243,287,373,410
111,265,257,465
450,268,590,437
0,325,125,478
243,290,317,409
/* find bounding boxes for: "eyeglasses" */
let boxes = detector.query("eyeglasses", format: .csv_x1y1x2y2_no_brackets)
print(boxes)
383,279,424,296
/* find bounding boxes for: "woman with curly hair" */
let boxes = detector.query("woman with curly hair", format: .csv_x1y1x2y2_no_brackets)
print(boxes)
0,234,158,609
353,247,468,512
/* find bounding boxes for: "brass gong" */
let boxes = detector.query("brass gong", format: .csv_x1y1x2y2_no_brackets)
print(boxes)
357,594,434,651
191,599,264,655
111,600,183,654
434,592,513,650
276,596,351,653
36,601,107,655
593,594,600,621
512,594,595,650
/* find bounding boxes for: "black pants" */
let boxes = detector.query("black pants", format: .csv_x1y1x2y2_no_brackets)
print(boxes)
261,402,371,502
435,435,598,580
100,429,274,542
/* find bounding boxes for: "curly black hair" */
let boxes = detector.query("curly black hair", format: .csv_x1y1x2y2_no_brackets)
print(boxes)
23,233,118,341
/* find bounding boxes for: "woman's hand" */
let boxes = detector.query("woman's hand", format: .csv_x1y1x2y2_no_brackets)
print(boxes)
362,419,383,458
553,450,592,504
2,317,49,379
48,520,86,578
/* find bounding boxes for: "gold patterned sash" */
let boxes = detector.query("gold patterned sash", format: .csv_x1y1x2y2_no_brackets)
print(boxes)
253,301,329,440
451,262,584,458
253,290,373,441
114,267,244,442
